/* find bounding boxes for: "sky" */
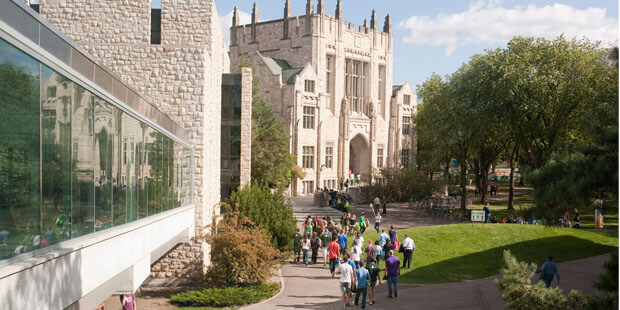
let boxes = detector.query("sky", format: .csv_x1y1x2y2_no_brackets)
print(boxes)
208,0,618,95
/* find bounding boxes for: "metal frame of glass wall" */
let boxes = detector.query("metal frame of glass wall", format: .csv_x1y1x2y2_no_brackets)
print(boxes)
0,8,194,264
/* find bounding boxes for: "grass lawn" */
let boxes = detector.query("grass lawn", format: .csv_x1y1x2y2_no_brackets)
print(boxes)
349,224,617,284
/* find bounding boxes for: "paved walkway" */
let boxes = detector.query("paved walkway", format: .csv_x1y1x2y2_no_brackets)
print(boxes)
247,196,612,310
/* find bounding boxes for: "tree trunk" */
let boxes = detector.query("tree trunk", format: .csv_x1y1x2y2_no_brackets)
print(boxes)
507,146,517,211
473,160,481,194
460,157,468,210
480,166,488,204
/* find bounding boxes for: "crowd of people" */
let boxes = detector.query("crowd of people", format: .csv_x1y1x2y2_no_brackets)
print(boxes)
294,210,416,308
474,183,500,197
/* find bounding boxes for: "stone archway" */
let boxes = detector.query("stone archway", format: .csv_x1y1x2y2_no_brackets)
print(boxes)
349,134,371,181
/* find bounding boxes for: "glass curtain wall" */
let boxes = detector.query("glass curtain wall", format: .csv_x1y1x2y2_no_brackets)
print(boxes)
0,38,192,261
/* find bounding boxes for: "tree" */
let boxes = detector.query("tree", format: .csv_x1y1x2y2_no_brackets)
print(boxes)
368,168,437,203
225,184,297,251
240,60,301,190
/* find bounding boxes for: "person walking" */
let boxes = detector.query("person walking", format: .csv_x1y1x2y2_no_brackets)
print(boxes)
328,235,341,273
378,229,389,247
351,239,362,269
122,293,136,310
373,197,381,214
537,255,560,288
354,261,370,309
389,226,397,244
310,231,321,264
364,240,377,263
382,240,394,263
385,250,400,298
332,255,355,307
402,234,415,268
359,212,367,234
338,229,348,256
366,258,381,305
483,203,491,223
321,229,332,266
374,212,382,233
301,234,311,266
353,232,364,251
293,228,302,263
303,218,313,237
573,208,581,228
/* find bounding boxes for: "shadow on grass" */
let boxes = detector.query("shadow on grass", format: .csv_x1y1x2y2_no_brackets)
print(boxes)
401,235,617,284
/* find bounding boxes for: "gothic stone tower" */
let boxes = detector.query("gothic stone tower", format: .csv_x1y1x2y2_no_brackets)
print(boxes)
229,0,417,195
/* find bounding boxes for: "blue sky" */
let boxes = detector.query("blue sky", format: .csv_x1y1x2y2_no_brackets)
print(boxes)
209,0,618,93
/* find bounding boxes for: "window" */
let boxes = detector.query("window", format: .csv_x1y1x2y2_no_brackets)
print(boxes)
325,145,333,168
402,116,411,135
323,179,336,189
302,106,315,129
345,59,369,114
304,80,315,93
378,65,385,105
404,94,411,105
401,149,410,168
29,0,39,13
302,181,315,194
151,2,161,44
326,55,334,96
302,146,314,169
47,86,56,97
73,142,79,161
377,148,384,168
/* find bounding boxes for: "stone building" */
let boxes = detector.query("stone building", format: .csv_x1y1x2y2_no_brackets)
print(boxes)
229,0,417,195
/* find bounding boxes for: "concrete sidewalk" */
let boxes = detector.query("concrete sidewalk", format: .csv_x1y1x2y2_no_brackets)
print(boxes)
247,254,611,310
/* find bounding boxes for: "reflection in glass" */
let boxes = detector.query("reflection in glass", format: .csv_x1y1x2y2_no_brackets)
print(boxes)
94,97,114,231
71,84,95,237
146,127,158,215
137,123,148,219
41,65,72,246
121,114,141,223
0,39,41,259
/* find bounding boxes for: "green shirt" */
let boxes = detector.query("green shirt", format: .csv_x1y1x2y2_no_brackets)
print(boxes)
293,233,302,248
321,233,331,248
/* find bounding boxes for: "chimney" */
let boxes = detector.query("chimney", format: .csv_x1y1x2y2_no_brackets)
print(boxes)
283,0,291,39
317,0,324,15
336,0,343,20
251,2,258,42
370,9,377,29
383,14,392,33
233,6,239,27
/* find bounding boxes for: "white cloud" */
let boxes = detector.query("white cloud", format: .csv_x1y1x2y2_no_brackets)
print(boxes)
399,1,618,56
220,9,252,47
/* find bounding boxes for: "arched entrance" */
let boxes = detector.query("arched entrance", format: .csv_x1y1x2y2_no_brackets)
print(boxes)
349,134,371,181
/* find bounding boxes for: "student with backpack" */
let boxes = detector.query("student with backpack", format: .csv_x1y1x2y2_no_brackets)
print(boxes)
366,258,382,305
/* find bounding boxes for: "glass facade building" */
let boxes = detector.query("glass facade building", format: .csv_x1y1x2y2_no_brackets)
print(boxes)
220,74,242,199
0,37,193,262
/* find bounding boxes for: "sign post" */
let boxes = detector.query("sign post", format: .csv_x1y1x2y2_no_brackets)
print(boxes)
471,210,485,227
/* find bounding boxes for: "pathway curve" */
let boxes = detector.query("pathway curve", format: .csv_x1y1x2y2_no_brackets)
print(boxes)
246,196,612,310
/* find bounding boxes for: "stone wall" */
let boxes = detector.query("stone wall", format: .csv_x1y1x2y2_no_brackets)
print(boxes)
239,67,253,187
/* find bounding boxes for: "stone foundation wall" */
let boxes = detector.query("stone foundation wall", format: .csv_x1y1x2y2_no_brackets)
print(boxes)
150,242,204,279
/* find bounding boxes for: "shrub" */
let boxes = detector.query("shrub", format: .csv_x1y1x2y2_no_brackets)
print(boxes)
200,208,280,286
368,168,438,203
225,184,296,251
495,250,617,310
171,283,280,307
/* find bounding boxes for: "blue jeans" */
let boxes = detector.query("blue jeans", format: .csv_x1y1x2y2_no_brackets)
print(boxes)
302,249,309,264
387,276,398,297
543,274,554,288
355,287,367,309
329,258,338,273
375,222,380,233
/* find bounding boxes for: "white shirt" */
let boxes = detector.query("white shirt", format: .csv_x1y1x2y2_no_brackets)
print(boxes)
302,239,310,250
375,214,382,223
354,236,364,248
351,245,362,261
337,262,354,283
402,237,415,250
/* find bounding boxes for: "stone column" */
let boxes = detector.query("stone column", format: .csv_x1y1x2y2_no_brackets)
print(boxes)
239,67,253,187
337,97,349,187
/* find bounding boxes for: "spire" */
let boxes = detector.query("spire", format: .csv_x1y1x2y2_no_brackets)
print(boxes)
306,0,314,16
317,0,324,15
370,9,377,29
283,0,291,39
336,0,343,20
363,19,367,28
284,0,291,20
252,2,258,25
383,14,392,33
251,2,258,42
232,6,239,27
